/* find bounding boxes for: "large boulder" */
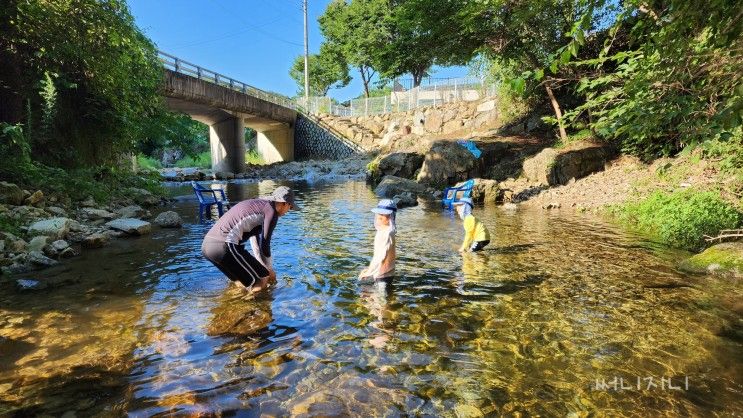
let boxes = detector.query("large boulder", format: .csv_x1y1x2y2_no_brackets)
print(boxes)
522,141,616,186
679,242,743,276
105,218,152,236
470,179,501,204
374,176,427,198
369,152,424,184
154,211,182,228
27,217,72,239
416,141,480,188
0,182,24,206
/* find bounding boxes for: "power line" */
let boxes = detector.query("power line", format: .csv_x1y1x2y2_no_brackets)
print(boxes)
211,0,304,48
167,13,288,50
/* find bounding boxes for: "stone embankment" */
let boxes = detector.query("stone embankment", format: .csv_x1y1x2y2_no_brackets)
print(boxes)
315,97,503,152
0,183,181,277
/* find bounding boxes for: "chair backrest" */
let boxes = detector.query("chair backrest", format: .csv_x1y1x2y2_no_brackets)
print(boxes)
191,181,212,204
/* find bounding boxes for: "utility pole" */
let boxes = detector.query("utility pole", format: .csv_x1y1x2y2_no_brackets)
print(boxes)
303,0,310,105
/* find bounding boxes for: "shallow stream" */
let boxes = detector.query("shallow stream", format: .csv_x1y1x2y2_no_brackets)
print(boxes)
0,180,741,416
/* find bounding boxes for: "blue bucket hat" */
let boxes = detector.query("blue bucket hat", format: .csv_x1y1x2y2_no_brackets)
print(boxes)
371,199,397,215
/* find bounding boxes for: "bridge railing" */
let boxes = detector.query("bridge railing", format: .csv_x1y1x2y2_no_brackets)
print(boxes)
158,50,300,111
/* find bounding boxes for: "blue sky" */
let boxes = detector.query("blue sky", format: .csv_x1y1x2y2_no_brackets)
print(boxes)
128,0,469,102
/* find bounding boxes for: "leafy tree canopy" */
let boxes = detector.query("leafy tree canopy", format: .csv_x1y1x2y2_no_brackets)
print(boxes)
289,45,351,97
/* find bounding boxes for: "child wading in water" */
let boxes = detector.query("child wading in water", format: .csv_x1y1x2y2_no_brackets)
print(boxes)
359,199,397,280
454,198,490,252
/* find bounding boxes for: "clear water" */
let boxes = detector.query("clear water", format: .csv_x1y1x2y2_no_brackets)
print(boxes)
0,180,741,417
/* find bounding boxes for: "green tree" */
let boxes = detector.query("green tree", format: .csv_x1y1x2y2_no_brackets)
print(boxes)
319,0,389,97
561,0,743,159
0,0,164,166
289,46,351,96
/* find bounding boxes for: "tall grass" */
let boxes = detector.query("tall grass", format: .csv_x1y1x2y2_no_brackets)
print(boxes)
612,189,742,251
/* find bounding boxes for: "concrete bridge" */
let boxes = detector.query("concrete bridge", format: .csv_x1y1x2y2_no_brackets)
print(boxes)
159,51,303,172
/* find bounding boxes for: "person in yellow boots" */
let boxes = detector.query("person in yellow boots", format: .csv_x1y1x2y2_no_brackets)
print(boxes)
453,198,490,252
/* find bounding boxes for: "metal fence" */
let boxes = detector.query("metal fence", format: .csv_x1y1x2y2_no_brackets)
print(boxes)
303,77,497,117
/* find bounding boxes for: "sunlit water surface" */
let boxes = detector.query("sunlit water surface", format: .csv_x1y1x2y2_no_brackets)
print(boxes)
0,180,741,417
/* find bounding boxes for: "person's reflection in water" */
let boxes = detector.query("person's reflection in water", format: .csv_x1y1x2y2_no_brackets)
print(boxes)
206,285,274,338
359,279,395,349
457,252,493,295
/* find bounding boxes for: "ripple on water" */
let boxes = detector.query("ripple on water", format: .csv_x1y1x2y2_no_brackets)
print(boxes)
0,180,740,416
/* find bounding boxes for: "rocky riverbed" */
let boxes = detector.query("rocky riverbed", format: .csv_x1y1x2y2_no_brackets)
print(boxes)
0,182,181,278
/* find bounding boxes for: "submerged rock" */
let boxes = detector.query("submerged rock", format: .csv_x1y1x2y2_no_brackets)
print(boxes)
393,192,418,208
679,242,743,276
154,211,182,228
105,218,152,236
27,217,72,239
16,279,46,291
374,176,427,198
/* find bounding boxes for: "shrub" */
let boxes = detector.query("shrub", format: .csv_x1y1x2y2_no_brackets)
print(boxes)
136,154,162,171
174,151,211,169
0,158,163,205
245,149,264,165
616,189,742,250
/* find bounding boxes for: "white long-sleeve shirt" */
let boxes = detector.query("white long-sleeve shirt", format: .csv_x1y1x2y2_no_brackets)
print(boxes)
363,226,396,279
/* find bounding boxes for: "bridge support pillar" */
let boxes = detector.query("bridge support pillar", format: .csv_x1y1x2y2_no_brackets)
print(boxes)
256,126,294,164
209,117,245,173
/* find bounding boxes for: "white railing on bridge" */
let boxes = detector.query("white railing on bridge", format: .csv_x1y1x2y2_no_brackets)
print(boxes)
158,50,300,111
159,51,496,119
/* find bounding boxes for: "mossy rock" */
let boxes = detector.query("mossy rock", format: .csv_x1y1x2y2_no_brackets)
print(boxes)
679,242,743,276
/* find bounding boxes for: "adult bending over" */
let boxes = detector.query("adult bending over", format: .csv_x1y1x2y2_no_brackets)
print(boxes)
201,186,297,292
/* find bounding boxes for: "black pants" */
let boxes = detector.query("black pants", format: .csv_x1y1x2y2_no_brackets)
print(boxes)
202,240,269,287
470,240,490,252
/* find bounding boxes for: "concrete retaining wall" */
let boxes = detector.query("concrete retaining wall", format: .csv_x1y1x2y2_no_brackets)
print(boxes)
294,114,360,161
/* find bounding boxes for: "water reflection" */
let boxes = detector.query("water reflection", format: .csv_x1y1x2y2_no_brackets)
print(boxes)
0,180,740,416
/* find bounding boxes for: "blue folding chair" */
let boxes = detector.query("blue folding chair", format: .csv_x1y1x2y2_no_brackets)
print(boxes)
191,181,229,222
442,179,475,209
